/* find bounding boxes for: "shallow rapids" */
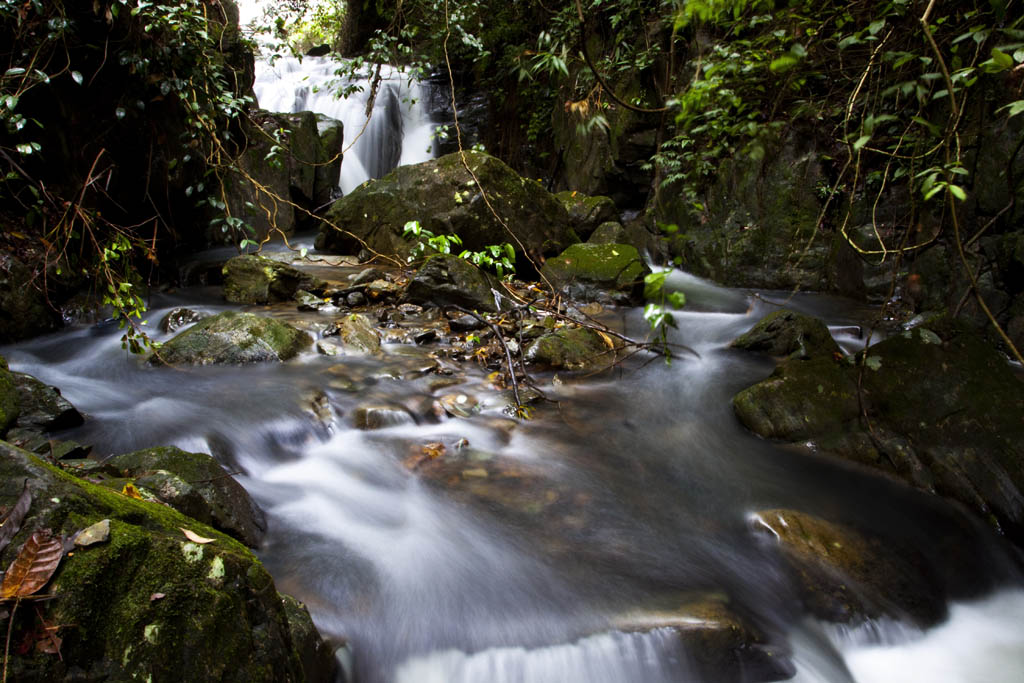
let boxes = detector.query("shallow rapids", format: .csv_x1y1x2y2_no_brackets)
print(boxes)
3,271,1024,683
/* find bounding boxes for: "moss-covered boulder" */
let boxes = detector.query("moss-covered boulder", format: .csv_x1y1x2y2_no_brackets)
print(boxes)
0,252,62,344
323,313,382,354
734,319,1024,544
730,310,841,359
750,509,945,626
525,325,620,371
106,446,266,547
540,242,649,304
10,371,84,432
315,151,576,267
0,441,336,682
156,311,311,365
554,191,619,241
403,254,498,312
222,254,327,304
587,221,628,245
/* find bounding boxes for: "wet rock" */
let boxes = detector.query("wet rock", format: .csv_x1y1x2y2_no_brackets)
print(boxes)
10,371,84,432
730,309,841,359
314,114,344,207
0,440,335,682
733,318,1024,545
541,243,649,304
587,221,628,245
525,326,620,371
613,597,794,683
353,404,416,430
350,266,387,287
107,446,267,548
155,311,311,365
554,191,619,241
364,278,401,302
345,290,367,307
435,393,479,418
0,252,62,343
222,254,326,305
324,313,381,354
448,313,484,332
404,254,498,312
159,307,206,333
0,357,18,434
315,151,576,265
750,509,946,627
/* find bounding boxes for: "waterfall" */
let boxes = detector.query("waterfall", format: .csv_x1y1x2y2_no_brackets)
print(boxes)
253,56,436,194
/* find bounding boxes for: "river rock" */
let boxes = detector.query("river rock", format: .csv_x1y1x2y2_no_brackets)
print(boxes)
159,307,206,333
0,440,335,682
0,252,62,343
404,254,498,312
525,326,620,371
750,509,945,626
323,313,382,354
10,371,84,432
554,191,619,241
587,221,629,245
730,309,841,359
733,318,1024,545
222,254,326,304
155,311,311,365
540,243,649,304
613,597,794,682
315,151,576,266
106,446,266,547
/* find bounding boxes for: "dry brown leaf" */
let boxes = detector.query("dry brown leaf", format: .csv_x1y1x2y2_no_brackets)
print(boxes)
0,480,32,555
1,530,63,599
180,528,215,544
121,482,143,500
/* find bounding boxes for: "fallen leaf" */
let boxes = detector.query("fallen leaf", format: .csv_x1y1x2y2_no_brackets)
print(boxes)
596,330,615,350
1,530,63,599
421,442,446,460
0,480,32,555
121,482,143,500
180,528,215,544
74,519,110,547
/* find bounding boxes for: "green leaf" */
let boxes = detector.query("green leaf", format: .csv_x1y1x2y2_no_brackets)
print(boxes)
948,184,967,201
769,55,798,73
852,135,871,151
998,100,1024,118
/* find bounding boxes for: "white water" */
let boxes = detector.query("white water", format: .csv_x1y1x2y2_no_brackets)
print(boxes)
253,56,436,194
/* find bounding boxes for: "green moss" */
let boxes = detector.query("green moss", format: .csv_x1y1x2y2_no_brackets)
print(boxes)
0,365,19,434
542,243,646,292
156,311,311,365
525,326,619,371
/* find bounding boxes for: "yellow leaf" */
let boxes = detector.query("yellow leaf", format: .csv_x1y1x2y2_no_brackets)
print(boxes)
121,482,143,500
596,331,615,350
180,528,215,544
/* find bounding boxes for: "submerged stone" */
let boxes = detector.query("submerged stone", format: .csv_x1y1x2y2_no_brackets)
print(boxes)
155,311,311,365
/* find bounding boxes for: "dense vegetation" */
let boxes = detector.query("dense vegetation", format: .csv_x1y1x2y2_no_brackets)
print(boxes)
2,0,1023,355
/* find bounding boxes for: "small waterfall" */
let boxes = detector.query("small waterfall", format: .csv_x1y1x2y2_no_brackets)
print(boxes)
253,56,436,194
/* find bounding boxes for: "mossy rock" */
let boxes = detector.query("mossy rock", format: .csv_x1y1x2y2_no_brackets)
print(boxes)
0,252,62,344
10,371,84,432
540,242,649,304
315,151,576,268
0,360,18,435
403,254,498,313
106,446,267,547
734,319,1024,544
155,311,312,365
587,221,628,245
223,254,327,305
314,115,344,206
326,313,382,354
730,310,841,359
525,325,620,371
751,509,945,627
0,440,335,682
554,191,619,240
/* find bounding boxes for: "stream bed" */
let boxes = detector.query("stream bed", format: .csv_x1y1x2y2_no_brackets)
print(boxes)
3,266,1024,682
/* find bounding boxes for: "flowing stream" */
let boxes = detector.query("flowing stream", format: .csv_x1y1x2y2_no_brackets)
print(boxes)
4,272,1024,682
5,52,1024,682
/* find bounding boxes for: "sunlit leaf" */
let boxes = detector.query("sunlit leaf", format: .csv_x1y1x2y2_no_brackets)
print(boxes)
1,530,63,599
180,528,215,544
121,482,143,499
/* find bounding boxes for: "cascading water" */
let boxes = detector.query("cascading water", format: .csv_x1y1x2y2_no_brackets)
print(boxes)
253,56,436,194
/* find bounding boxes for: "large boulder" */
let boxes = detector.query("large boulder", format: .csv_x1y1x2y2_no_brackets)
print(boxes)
525,326,621,371
403,254,498,312
733,318,1024,544
0,441,336,682
730,310,841,359
540,242,649,304
314,115,344,206
222,254,326,304
315,151,577,267
106,446,267,547
750,509,945,627
155,311,311,365
554,191,620,241
0,252,61,343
